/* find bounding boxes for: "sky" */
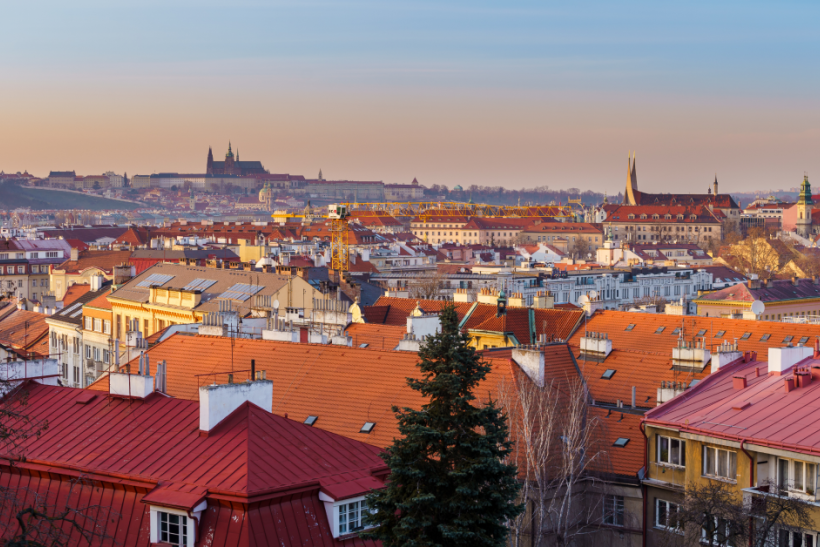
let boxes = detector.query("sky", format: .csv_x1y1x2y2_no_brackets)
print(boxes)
1,1,818,194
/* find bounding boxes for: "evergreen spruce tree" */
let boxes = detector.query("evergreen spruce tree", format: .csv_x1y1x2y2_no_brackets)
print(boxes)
364,304,522,547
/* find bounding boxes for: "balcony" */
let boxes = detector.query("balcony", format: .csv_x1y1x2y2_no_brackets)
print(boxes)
644,462,687,491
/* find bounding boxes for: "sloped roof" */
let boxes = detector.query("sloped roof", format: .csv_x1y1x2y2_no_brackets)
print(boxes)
89,335,526,450
696,278,820,304
345,323,407,350
590,407,644,478
1,383,385,499
644,354,820,458
55,250,132,275
114,226,150,246
0,309,49,353
61,283,91,305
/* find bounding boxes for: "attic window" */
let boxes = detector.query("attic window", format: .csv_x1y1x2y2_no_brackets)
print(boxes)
671,328,681,335
784,335,794,343
360,422,376,434
613,438,629,448
799,336,810,345
760,334,771,342
304,416,318,426
741,332,751,340
359,343,369,348
715,330,726,338
696,329,707,337
602,369,616,380
625,324,635,331
655,327,665,334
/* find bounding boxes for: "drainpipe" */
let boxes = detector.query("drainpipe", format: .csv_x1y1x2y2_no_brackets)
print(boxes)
740,439,754,547
187,509,200,543
640,421,649,547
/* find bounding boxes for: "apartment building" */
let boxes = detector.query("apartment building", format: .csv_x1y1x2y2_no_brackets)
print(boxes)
694,277,820,321
643,342,820,547
603,204,723,245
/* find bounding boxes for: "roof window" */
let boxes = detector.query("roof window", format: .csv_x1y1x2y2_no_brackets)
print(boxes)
625,324,635,331
655,327,665,334
799,336,810,345
715,330,726,338
613,438,629,447
359,343,369,348
671,328,680,335
784,335,794,343
696,329,707,337
304,416,318,426
360,422,376,434
741,332,751,340
760,334,771,342
602,369,616,380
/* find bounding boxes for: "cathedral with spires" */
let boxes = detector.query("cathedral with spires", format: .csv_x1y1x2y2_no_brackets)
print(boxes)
206,142,267,176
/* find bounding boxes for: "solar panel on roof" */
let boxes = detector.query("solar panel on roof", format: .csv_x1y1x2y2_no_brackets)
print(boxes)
136,273,175,288
182,278,217,291
60,302,83,316
218,283,265,302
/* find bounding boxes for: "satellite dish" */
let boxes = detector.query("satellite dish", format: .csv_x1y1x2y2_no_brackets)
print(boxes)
751,300,765,316
579,295,590,306
589,290,598,299
273,299,280,310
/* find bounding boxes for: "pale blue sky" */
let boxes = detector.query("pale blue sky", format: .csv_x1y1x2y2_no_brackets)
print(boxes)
2,1,818,193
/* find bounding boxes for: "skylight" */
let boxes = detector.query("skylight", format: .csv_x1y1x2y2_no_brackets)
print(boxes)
304,416,318,426
359,343,369,348
784,335,794,343
602,369,616,380
613,438,629,447
799,336,810,344
655,327,665,334
696,329,707,337
360,422,376,434
671,328,681,335
625,324,635,331
760,334,771,341
741,332,751,340
715,330,726,338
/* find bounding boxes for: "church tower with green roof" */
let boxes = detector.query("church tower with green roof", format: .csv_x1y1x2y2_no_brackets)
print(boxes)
796,174,813,238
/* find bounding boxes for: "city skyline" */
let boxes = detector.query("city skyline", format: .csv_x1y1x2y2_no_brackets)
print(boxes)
2,1,818,193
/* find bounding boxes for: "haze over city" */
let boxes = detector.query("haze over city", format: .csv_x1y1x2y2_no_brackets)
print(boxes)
2,0,818,192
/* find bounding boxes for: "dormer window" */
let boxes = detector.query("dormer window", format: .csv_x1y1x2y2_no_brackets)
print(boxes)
640,214,647,220
628,214,635,220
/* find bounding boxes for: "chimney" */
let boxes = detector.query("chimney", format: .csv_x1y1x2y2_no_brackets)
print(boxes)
199,379,273,433
511,346,546,387
631,386,636,408
769,345,813,376
711,340,743,372
732,376,747,390
70,247,79,261
109,362,155,399
793,276,799,286
90,274,104,292
579,331,612,357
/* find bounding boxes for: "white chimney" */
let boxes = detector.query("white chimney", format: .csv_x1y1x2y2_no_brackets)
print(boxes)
109,366,155,399
199,380,273,432
579,332,612,357
90,274,104,292
512,346,545,387
769,345,813,376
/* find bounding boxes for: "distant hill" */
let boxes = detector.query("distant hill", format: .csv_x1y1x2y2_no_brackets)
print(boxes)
0,183,144,211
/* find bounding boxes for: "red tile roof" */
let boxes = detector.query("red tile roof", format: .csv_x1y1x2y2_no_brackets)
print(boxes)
0,309,50,357
61,283,91,305
55,250,132,275
345,323,407,350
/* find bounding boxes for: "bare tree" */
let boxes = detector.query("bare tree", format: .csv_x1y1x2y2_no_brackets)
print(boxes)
568,238,592,260
654,478,814,547
730,228,783,280
408,270,447,300
0,383,119,545
498,372,618,547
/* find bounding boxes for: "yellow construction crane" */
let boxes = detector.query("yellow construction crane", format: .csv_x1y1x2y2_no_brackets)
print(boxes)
327,204,350,272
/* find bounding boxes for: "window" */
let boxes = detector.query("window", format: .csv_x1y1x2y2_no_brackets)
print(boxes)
304,416,318,426
614,438,629,447
701,514,735,545
703,446,737,481
741,332,751,340
655,499,680,530
696,329,707,337
85,345,91,359
625,324,635,331
104,320,111,335
602,369,616,380
159,512,188,546
778,458,817,495
657,435,686,467
361,422,376,434
655,327,665,334
784,335,794,343
94,318,102,332
73,366,80,385
671,328,681,335
799,336,810,345
715,330,726,338
85,316,93,330
761,334,771,341
103,349,110,364
338,499,368,535
603,495,624,526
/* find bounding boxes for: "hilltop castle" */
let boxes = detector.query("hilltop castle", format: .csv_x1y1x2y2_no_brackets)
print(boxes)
206,142,267,176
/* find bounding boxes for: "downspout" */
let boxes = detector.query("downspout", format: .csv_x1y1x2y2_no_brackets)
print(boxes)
640,421,649,547
187,509,200,544
740,439,754,547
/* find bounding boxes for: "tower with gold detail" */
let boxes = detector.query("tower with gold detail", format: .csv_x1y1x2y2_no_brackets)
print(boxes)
796,174,813,238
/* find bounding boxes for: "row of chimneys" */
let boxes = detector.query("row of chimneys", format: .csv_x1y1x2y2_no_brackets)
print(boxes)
748,276,820,289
